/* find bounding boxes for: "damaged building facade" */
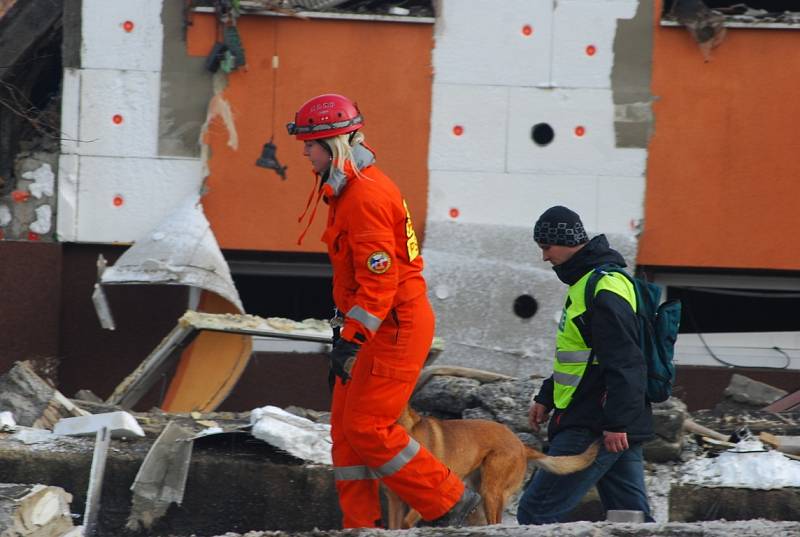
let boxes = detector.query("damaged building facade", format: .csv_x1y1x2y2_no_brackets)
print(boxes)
0,0,799,414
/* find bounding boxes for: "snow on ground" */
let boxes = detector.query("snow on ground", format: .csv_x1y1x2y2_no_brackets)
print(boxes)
679,440,800,489
250,405,332,464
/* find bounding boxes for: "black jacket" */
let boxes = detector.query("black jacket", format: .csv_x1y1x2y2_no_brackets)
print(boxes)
534,235,654,443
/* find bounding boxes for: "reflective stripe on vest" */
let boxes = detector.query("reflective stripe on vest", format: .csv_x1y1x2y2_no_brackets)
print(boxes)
333,437,421,482
552,270,636,410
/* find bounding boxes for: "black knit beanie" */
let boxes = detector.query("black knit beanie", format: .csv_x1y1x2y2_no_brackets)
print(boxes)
533,206,589,246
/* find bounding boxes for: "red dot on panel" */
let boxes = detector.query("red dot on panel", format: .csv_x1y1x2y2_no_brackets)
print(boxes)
113,195,124,207
452,125,464,136
586,45,597,56
123,21,135,32
113,114,123,124
11,190,30,203
522,25,533,37
575,126,586,137
28,231,40,241
449,208,460,219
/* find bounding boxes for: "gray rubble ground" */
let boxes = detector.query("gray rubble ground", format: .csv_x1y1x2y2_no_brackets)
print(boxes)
207,520,800,537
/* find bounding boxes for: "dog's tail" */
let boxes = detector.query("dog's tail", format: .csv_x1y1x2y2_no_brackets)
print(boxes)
525,441,599,475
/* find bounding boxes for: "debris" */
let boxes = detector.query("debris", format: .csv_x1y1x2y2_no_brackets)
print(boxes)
83,426,110,537
92,195,254,411
760,432,800,457
684,417,730,442
73,390,103,404
0,411,15,431
723,374,788,408
127,421,194,532
0,483,74,536
105,310,331,412
53,411,145,439
670,0,727,61
0,362,89,429
250,405,332,464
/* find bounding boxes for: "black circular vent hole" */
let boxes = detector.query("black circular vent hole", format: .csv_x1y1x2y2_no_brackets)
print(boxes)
514,294,539,319
531,123,555,146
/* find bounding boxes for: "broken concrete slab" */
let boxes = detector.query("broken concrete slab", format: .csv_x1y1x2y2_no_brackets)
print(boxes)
669,484,800,522
0,483,74,536
0,427,341,535
0,361,89,429
53,411,145,439
724,373,788,408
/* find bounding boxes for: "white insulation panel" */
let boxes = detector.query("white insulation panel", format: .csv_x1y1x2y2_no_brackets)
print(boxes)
427,170,599,229
596,175,645,233
56,154,80,242
433,0,554,87
506,87,646,177
71,156,203,243
81,0,164,72
77,69,161,158
428,83,509,172
551,0,638,88
60,69,81,155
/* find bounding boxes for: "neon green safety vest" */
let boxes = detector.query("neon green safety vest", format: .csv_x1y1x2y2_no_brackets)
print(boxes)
552,270,637,409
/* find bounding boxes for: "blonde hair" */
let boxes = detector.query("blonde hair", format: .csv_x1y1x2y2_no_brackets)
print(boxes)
326,131,365,177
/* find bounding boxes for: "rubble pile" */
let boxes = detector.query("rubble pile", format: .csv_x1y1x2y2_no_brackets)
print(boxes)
1,360,800,535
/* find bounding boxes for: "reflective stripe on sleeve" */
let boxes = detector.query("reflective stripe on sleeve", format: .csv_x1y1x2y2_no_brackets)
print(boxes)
373,437,420,478
334,465,377,481
347,305,383,332
556,350,591,364
553,371,582,388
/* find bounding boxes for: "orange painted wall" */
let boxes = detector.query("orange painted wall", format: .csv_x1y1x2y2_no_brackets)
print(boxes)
639,2,800,270
186,13,433,252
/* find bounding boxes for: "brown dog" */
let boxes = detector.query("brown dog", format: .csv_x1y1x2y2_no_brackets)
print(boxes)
385,406,598,528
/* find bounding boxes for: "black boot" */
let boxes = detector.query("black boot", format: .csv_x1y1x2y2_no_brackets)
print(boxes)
428,488,481,527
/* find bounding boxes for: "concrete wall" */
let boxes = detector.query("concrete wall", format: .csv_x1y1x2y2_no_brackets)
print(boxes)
422,0,652,377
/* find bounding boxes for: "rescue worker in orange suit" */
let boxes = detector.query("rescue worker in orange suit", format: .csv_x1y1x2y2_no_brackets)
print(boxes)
287,94,481,528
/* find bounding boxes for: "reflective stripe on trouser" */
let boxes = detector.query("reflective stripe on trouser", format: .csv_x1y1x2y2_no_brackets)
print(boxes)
331,295,464,528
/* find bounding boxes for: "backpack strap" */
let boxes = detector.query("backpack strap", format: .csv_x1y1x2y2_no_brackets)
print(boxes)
581,264,631,346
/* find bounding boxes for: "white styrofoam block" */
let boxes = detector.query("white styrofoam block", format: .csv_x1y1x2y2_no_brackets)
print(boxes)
56,153,80,242
74,155,203,243
81,0,163,72
53,411,145,438
77,69,161,158
427,170,599,231
433,0,554,87
428,83,509,173
596,175,645,234
551,1,638,88
60,69,81,154
506,87,646,177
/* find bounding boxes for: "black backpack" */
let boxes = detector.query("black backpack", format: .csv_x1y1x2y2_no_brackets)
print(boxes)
583,265,682,403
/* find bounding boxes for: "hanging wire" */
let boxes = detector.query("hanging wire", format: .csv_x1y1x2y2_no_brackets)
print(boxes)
682,294,792,370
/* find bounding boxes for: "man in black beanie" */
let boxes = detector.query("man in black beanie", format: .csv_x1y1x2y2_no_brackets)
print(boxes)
517,206,654,524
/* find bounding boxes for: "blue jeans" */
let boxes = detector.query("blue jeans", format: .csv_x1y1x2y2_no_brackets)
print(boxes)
516,427,653,525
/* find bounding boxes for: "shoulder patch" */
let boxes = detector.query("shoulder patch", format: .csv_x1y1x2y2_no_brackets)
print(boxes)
366,251,392,274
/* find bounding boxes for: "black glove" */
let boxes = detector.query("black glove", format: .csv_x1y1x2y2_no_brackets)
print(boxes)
329,339,361,385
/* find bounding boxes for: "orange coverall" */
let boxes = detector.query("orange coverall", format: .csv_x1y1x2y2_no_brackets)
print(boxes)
319,147,464,528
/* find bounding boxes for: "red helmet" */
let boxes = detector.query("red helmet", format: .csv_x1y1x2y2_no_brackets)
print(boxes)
287,93,364,141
